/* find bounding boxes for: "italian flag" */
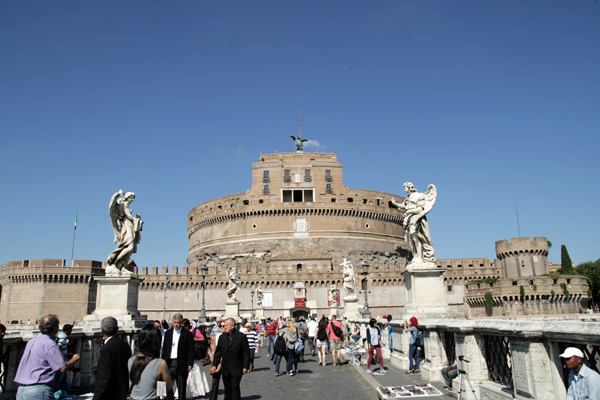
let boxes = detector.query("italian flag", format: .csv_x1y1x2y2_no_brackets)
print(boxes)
74,212,78,230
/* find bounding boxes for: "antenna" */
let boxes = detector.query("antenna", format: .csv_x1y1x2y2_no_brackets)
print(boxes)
298,99,302,136
514,198,521,237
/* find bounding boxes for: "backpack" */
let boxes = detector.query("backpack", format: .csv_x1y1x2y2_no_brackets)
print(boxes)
416,330,424,350
274,332,287,353
192,328,209,360
330,322,343,338
294,337,304,354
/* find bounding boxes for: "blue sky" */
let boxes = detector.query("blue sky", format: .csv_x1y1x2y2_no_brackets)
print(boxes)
1,1,598,269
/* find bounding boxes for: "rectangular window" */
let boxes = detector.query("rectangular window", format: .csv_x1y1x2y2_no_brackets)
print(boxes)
263,184,270,195
325,170,332,182
284,170,291,182
282,188,315,203
326,184,332,194
304,169,312,182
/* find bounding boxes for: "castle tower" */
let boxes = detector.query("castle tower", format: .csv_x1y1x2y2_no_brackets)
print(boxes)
495,237,549,278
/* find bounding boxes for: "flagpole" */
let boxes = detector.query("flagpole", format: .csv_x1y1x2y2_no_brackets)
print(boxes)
70,211,77,267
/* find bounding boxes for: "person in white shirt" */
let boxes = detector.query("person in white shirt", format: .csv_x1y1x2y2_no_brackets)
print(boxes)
560,347,600,400
306,317,319,356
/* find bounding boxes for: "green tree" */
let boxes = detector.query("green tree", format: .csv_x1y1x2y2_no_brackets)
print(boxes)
576,258,600,305
485,292,494,308
559,245,575,274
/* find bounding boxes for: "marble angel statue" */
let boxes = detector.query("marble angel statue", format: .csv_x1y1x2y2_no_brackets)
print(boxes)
341,258,357,299
391,182,437,266
256,285,264,308
328,283,339,307
106,190,143,276
227,266,240,302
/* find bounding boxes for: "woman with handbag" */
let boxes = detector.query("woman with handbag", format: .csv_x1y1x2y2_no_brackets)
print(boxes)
128,323,172,400
184,321,210,398
365,318,386,375
283,320,299,376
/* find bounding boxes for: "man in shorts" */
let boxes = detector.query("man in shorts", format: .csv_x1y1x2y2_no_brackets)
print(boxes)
326,315,344,366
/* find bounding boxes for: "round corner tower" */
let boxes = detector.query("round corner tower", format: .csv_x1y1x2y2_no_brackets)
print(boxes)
495,237,549,278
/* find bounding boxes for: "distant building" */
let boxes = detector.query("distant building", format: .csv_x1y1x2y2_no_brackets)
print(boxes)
0,259,103,324
465,237,589,317
0,153,588,323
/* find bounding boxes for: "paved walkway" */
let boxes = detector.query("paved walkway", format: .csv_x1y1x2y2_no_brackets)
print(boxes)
0,347,457,399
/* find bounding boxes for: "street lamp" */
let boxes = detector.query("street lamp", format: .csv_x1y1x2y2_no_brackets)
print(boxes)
200,265,208,322
250,288,255,320
361,261,371,319
162,279,171,322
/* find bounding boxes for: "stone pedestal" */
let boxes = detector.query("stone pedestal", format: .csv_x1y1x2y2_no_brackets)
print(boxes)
225,301,240,319
80,275,147,329
329,304,339,318
343,297,360,318
399,264,464,319
255,308,265,320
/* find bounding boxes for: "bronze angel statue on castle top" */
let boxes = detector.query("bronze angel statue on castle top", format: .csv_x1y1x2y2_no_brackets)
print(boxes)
106,189,143,276
290,133,308,152
391,182,437,268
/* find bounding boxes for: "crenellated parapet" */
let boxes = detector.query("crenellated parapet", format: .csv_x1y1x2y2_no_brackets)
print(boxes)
495,237,549,259
0,259,106,324
495,237,549,277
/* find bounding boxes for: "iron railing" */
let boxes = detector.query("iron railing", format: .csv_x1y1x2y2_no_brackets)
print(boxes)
484,335,513,387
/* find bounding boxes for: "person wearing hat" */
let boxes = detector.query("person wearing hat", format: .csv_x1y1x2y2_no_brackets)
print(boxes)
560,347,600,399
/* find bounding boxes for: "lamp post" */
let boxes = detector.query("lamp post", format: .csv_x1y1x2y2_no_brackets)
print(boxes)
200,265,208,322
162,279,171,322
250,288,255,320
361,261,371,319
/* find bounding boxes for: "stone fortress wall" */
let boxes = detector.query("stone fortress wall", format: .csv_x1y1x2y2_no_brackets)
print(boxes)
466,237,589,317
0,151,589,323
0,259,104,324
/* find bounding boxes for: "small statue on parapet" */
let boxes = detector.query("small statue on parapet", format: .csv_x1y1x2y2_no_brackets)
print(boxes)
106,190,143,277
329,283,339,307
227,266,240,302
256,285,264,308
391,182,437,269
341,258,357,300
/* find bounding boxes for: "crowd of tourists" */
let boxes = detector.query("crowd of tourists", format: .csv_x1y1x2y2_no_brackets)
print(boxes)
8,312,600,400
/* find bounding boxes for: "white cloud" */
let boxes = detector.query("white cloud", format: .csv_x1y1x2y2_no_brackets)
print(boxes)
304,140,322,148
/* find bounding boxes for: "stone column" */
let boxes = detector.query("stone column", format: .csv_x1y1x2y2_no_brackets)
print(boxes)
343,297,360,318
225,300,240,319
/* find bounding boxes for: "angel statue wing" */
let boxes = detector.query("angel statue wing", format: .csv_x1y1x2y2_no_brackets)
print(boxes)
416,184,437,221
108,192,123,243
290,135,297,141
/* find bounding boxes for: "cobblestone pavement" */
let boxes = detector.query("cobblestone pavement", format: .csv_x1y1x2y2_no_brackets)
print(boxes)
231,348,376,399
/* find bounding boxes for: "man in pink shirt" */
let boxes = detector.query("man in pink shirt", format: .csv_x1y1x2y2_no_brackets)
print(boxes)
326,315,344,366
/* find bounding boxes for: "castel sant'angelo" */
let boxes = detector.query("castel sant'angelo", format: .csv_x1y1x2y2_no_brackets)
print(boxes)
0,142,589,323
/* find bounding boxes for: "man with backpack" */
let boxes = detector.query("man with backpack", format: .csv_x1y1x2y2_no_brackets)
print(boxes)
326,315,344,366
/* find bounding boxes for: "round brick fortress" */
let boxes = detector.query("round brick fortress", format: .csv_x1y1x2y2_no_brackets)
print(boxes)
187,151,411,272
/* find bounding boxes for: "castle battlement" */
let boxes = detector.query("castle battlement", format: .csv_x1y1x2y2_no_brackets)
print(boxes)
495,237,549,259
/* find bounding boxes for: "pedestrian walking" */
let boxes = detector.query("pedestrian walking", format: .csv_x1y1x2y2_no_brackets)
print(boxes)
211,318,250,400
314,319,329,366
366,318,386,375
161,313,195,400
94,316,132,400
243,323,258,371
